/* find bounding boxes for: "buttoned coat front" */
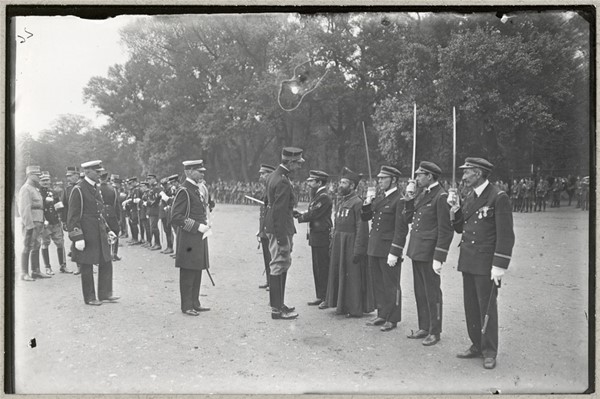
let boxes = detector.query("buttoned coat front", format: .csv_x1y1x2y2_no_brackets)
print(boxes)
361,189,407,258
297,186,333,247
264,165,296,241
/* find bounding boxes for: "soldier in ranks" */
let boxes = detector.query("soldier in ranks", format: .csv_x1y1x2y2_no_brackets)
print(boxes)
158,177,174,255
39,171,70,274
448,157,515,370
99,170,122,261
535,177,548,212
326,167,373,317
124,177,142,245
67,160,119,306
170,160,212,316
17,165,49,281
401,161,453,346
294,170,333,308
139,181,151,246
146,173,162,251
257,164,276,290
112,175,129,239
167,174,181,259
264,147,305,320
361,166,408,332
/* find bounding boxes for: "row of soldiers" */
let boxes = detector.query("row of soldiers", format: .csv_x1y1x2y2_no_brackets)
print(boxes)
257,147,514,370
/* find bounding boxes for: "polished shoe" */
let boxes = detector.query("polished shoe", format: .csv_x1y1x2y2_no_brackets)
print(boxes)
112,255,122,261
318,302,329,309
380,321,397,332
150,245,162,251
271,310,299,320
21,274,35,281
307,299,323,306
258,283,269,289
183,309,199,316
193,306,210,312
45,268,55,275
162,248,174,254
346,313,362,318
32,272,51,279
483,357,496,369
100,296,120,303
422,334,440,346
456,347,483,359
129,241,142,246
407,329,429,339
86,300,103,306
282,305,295,312
366,317,386,326
59,266,73,274
73,267,81,275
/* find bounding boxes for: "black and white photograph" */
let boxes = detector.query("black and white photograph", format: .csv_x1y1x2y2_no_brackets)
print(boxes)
6,4,594,395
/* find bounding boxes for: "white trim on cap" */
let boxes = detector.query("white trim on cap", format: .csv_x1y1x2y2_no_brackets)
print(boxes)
81,160,102,168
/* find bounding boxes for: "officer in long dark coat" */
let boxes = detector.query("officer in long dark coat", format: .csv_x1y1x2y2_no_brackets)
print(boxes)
402,161,453,346
170,160,211,316
361,166,409,332
61,166,82,274
257,164,276,290
124,177,142,245
264,147,305,320
295,170,333,307
67,160,119,306
99,171,121,261
448,157,515,370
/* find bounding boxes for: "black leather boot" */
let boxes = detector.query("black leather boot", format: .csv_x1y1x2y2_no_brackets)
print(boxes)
281,272,295,312
31,250,51,279
58,247,72,273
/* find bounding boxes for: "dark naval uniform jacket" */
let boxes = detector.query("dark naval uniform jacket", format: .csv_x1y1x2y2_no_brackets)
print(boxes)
171,179,209,271
404,183,453,262
100,182,121,234
67,178,112,265
361,188,407,258
297,186,333,247
452,181,515,274
264,165,296,242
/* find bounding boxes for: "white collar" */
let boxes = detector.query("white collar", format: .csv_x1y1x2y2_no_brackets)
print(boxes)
384,186,398,197
84,176,97,187
279,164,290,173
474,180,490,197
316,186,327,195
425,181,439,192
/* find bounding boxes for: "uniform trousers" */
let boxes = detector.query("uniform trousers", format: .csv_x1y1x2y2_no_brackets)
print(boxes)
22,222,43,274
41,222,64,249
161,217,173,249
311,246,330,300
462,272,498,358
149,215,160,245
179,268,202,312
412,260,442,335
369,256,402,323
140,218,151,242
266,233,293,275
129,216,139,240
260,237,271,280
80,259,113,303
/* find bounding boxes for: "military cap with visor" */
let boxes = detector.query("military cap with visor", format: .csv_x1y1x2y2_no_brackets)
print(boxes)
415,161,442,176
182,160,206,171
281,147,305,162
259,164,276,173
376,165,401,178
458,157,494,173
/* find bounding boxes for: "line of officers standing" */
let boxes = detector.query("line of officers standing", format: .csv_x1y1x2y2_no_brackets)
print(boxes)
258,147,515,370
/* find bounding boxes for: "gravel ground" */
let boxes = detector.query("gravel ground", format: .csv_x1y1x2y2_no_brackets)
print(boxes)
10,203,591,395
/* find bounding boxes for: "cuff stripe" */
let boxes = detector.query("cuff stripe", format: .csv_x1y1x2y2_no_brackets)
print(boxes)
494,253,511,260
435,247,449,253
391,243,403,250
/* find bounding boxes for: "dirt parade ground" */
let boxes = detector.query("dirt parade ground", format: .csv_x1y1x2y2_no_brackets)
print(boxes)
10,203,591,395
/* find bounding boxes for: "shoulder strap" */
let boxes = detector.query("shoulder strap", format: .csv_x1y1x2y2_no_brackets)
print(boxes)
174,186,191,218
68,186,84,220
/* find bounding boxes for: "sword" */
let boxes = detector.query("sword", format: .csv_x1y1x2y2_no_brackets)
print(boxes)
244,195,264,205
205,268,215,286
481,281,499,334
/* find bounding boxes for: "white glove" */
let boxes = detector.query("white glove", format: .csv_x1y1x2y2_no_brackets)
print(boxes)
491,266,505,286
45,196,53,203
160,192,170,202
198,224,210,233
143,201,147,207
44,220,49,227
387,253,398,267
54,201,64,210
133,198,141,204
108,231,117,243
432,260,443,275
75,240,85,251
447,188,460,208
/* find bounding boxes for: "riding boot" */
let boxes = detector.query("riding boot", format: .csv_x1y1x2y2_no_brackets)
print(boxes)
42,247,51,268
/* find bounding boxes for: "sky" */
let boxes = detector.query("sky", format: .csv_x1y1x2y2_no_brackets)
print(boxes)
14,15,137,138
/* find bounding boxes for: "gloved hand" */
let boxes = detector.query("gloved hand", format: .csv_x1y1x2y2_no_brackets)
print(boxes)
432,260,443,275
74,240,85,251
54,201,64,210
44,220,49,227
108,231,117,243
143,201,147,207
292,210,302,219
160,192,169,202
447,188,460,208
198,224,210,233
387,253,398,267
352,254,366,264
405,179,417,198
45,196,53,203
133,198,141,204
491,266,505,286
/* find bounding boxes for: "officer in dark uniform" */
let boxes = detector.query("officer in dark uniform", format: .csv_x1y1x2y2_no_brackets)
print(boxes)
139,181,151,246
67,160,120,306
158,177,174,254
264,147,305,320
99,170,122,261
257,164,276,289
448,157,515,370
146,173,162,250
61,166,81,275
402,161,453,346
39,172,71,274
170,160,211,316
111,174,128,238
295,170,333,308
361,166,408,332
124,177,142,245
166,174,180,258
